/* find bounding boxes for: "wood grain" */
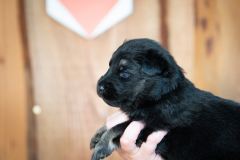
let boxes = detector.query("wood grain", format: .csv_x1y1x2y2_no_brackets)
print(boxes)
19,0,37,159
194,0,240,102
166,0,195,81
160,0,169,50
0,0,27,160
194,0,221,94
24,0,160,159
217,0,240,102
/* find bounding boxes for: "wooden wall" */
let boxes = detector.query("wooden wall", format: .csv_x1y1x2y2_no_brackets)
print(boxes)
0,0,240,160
24,0,160,160
194,0,240,103
0,0,27,160
162,0,195,81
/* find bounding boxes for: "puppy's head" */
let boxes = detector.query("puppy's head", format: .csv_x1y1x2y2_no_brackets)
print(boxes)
97,39,184,110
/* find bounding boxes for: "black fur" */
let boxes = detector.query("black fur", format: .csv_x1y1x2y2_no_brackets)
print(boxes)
95,38,240,160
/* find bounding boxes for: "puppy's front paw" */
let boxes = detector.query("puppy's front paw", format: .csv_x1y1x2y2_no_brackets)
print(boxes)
91,121,131,159
91,137,116,160
90,134,101,149
90,131,106,149
91,145,114,160
90,124,107,149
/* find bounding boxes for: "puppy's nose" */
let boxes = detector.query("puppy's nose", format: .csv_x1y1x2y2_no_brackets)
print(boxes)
98,86,105,95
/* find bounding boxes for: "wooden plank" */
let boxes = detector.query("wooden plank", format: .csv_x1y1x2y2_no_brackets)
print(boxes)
0,0,27,160
194,0,240,103
217,0,240,102
24,0,160,159
161,0,195,81
194,0,221,94
19,0,37,159
168,0,195,81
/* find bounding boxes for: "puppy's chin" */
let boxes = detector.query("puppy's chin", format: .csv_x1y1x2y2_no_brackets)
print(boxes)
98,91,121,107
102,98,139,112
102,98,120,108
99,91,136,109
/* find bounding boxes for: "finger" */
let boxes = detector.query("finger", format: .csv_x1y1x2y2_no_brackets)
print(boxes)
120,121,145,156
106,112,129,129
138,131,167,156
116,149,127,158
106,110,123,121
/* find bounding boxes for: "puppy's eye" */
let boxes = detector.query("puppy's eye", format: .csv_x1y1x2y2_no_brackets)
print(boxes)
120,71,129,78
119,66,124,71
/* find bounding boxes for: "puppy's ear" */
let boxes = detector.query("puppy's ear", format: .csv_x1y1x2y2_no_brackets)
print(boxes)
123,39,128,44
140,49,169,76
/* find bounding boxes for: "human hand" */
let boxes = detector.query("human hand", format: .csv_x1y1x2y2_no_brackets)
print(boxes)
106,110,167,160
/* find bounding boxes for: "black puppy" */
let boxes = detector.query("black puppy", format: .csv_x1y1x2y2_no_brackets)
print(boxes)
90,38,240,160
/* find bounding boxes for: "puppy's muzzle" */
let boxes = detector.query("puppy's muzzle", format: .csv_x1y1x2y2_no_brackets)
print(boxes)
97,85,105,96
97,81,117,101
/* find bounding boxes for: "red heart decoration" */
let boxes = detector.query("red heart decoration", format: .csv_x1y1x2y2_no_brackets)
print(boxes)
60,0,119,34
